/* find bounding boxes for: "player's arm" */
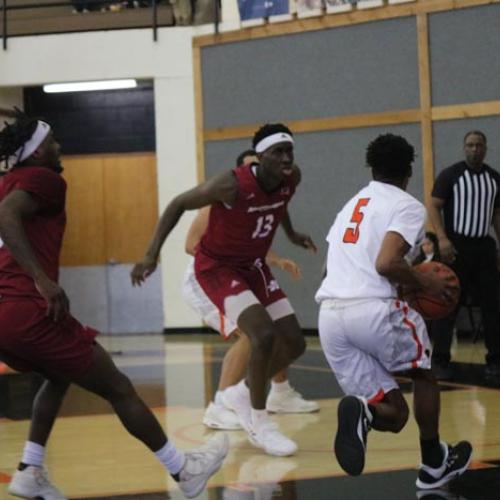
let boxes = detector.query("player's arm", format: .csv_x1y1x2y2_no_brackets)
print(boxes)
280,210,317,253
185,206,210,256
0,190,69,320
375,231,456,299
427,196,456,263
265,250,302,280
132,171,237,285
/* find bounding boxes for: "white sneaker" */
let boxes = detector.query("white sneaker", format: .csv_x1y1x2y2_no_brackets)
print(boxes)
8,466,66,500
266,388,320,413
221,383,251,431
203,402,242,430
248,421,298,457
178,433,229,498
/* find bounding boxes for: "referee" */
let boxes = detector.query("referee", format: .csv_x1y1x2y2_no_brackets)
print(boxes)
428,130,500,380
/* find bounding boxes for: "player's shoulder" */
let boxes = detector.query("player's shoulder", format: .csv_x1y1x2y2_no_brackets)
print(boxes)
13,166,64,186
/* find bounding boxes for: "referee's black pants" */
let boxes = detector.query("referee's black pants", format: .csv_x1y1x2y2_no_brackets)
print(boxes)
432,235,500,366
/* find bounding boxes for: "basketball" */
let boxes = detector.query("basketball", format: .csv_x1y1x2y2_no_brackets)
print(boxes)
404,262,460,320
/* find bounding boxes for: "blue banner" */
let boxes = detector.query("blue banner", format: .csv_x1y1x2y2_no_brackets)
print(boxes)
238,0,290,21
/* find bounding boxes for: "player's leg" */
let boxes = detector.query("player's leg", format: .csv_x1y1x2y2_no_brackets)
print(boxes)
411,368,472,490
265,313,319,413
183,260,246,429
218,331,249,390
8,376,70,500
385,302,472,489
75,342,229,497
203,331,249,430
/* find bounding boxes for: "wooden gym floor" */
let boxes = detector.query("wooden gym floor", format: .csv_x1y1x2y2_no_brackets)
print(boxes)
0,334,499,500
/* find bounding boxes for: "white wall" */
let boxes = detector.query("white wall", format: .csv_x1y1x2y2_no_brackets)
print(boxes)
0,27,201,328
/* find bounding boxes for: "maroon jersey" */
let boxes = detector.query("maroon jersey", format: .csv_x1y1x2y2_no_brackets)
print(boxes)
199,164,296,265
0,166,66,300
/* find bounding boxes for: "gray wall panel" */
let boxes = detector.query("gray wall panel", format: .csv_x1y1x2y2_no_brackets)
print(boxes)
60,264,163,334
202,17,419,128
429,4,500,106
60,266,108,333
433,117,500,176
205,124,422,327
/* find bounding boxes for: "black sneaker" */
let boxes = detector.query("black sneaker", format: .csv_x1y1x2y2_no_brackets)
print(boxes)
416,441,472,489
334,395,372,476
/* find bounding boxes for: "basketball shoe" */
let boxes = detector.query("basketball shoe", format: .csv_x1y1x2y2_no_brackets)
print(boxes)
178,433,229,498
248,419,298,457
8,465,66,500
266,387,319,413
416,441,472,490
203,402,242,430
221,381,252,431
334,395,372,476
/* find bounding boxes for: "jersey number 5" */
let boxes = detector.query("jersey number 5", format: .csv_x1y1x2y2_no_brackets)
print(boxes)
343,198,370,244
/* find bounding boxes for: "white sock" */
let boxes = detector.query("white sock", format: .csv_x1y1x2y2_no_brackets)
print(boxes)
251,408,268,431
154,441,186,475
21,441,45,467
271,380,291,393
214,390,224,406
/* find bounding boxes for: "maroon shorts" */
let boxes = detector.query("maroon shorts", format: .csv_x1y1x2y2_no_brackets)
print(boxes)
0,298,98,379
194,254,289,320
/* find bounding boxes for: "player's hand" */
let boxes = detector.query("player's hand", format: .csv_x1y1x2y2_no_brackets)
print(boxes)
288,231,317,253
131,256,157,286
277,258,302,280
35,277,70,322
420,267,459,303
438,236,457,264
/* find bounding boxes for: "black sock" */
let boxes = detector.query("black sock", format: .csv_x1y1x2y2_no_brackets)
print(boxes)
18,462,29,471
171,472,180,482
420,436,444,468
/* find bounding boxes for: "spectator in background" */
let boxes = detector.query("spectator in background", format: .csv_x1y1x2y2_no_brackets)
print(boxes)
413,231,441,265
428,131,500,381
412,232,441,344
72,1,91,13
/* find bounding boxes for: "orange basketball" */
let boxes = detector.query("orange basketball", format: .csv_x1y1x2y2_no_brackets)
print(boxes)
404,262,460,320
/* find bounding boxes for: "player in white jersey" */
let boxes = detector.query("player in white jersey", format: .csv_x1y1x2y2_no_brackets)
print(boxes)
316,134,472,490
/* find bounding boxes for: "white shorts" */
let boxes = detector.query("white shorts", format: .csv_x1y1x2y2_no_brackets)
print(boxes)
182,260,237,338
318,298,432,403
182,259,295,338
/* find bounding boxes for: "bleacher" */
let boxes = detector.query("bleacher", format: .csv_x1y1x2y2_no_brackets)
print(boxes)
0,0,174,38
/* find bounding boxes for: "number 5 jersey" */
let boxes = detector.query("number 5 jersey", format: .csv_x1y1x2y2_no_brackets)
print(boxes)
315,180,426,302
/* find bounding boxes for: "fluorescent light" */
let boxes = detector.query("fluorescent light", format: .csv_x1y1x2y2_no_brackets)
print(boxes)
43,79,137,93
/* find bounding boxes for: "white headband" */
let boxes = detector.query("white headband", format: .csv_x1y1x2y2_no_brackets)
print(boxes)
5,120,51,170
255,132,294,153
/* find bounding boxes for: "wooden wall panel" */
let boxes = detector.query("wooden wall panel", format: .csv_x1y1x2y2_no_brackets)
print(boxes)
102,153,158,264
60,156,106,267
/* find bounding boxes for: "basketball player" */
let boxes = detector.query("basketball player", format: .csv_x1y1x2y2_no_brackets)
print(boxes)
316,134,472,489
0,111,228,500
183,150,318,431
132,123,316,456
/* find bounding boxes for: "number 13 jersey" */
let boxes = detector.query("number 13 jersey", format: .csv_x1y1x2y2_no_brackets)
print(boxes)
315,180,426,302
199,164,296,265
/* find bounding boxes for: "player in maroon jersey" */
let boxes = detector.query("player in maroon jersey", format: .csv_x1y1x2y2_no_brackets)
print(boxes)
132,123,316,456
0,110,228,500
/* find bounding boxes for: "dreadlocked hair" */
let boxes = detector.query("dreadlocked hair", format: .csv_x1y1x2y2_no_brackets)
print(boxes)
0,108,39,171
252,123,293,149
366,133,415,179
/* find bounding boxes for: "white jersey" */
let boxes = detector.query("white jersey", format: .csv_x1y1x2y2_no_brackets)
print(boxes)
315,180,426,301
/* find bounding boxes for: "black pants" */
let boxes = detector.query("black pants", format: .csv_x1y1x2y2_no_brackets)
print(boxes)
432,235,500,365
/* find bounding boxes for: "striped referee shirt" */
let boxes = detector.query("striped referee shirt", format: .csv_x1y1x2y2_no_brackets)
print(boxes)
432,161,500,238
